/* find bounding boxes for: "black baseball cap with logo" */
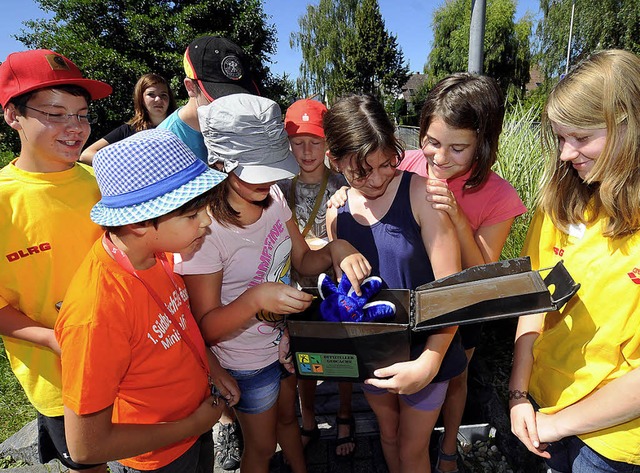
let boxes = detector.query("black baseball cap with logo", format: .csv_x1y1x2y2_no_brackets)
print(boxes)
183,36,259,102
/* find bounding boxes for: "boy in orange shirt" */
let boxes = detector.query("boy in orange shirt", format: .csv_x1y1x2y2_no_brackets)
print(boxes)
55,129,235,472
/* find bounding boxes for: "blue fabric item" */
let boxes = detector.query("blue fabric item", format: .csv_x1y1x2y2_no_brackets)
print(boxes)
317,273,395,322
91,129,227,226
99,159,207,207
336,171,466,382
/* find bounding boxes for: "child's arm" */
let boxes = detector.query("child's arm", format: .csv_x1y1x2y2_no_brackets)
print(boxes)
286,219,371,296
184,271,314,344
207,350,239,407
63,398,223,464
366,328,457,394
509,313,550,458
0,305,60,354
534,367,640,442
426,178,515,267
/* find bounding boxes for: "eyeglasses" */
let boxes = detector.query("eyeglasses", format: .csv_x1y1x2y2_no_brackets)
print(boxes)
24,105,97,125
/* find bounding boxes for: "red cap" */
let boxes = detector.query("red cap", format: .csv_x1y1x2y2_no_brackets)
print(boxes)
284,99,327,138
0,49,112,107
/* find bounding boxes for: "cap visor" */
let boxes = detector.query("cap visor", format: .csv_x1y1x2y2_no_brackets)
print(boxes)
16,78,112,101
199,80,254,101
235,156,300,184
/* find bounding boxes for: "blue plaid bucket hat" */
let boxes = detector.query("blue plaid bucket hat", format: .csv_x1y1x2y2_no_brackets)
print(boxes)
91,128,226,226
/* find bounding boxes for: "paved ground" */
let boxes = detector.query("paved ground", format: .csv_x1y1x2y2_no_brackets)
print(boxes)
215,380,392,473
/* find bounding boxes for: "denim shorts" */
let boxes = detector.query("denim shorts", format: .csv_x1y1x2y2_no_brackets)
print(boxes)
361,380,449,412
544,435,640,473
227,360,285,415
528,398,640,473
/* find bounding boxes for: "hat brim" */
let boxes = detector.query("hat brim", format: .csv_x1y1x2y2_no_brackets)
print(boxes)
90,167,226,226
233,151,300,184
284,122,325,139
198,78,258,102
11,78,112,102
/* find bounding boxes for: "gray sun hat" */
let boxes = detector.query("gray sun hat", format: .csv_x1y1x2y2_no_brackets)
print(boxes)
198,93,299,184
91,129,227,226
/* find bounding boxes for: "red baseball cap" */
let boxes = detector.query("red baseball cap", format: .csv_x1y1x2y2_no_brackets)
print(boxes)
284,99,327,138
0,49,112,108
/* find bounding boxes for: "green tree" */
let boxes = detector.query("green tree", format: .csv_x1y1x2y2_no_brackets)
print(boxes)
341,0,410,98
5,0,278,152
537,0,640,78
426,0,532,96
291,0,409,103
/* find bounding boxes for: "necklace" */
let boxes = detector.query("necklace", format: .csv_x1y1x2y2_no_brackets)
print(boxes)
288,167,329,238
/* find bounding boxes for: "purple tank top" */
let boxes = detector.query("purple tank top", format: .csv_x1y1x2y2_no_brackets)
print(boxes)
336,171,434,289
336,171,466,382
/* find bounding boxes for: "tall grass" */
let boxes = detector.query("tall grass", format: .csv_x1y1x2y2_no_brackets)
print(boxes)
0,339,37,442
494,102,544,260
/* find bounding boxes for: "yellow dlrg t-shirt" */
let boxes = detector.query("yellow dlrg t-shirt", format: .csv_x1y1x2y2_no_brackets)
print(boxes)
0,161,102,416
523,210,640,465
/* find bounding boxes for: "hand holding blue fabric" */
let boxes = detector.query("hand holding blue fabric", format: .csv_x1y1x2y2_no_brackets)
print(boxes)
317,273,395,323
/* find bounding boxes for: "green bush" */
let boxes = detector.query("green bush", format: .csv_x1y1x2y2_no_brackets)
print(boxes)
0,150,14,169
494,101,544,260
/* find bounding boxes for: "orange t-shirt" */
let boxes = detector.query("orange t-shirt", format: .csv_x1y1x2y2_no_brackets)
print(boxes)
55,238,210,470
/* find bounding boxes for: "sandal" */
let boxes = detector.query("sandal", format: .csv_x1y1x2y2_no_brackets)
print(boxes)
434,434,460,473
335,415,356,458
300,423,320,449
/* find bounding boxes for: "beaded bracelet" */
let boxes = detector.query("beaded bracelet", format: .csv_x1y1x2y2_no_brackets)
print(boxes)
508,389,529,400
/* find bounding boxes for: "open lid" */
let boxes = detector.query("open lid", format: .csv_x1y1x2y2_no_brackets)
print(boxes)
412,257,580,331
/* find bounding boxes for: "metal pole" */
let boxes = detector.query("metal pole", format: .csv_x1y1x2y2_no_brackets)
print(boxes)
565,0,576,75
468,0,487,73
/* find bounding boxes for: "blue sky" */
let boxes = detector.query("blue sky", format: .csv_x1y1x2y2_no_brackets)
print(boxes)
263,0,540,77
1,1,541,77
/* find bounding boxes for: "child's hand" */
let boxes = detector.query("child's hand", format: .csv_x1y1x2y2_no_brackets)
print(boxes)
510,400,551,458
425,178,464,227
278,329,295,374
326,186,349,209
329,240,372,296
364,358,437,395
190,396,225,435
207,351,240,407
211,371,240,408
251,283,314,315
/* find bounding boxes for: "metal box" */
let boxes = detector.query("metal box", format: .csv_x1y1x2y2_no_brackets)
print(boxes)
287,257,579,382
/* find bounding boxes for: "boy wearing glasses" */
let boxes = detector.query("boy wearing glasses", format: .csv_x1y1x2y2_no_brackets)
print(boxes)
0,49,111,472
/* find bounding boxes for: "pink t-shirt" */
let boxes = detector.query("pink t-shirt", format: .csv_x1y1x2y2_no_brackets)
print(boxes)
399,149,526,231
176,185,293,370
